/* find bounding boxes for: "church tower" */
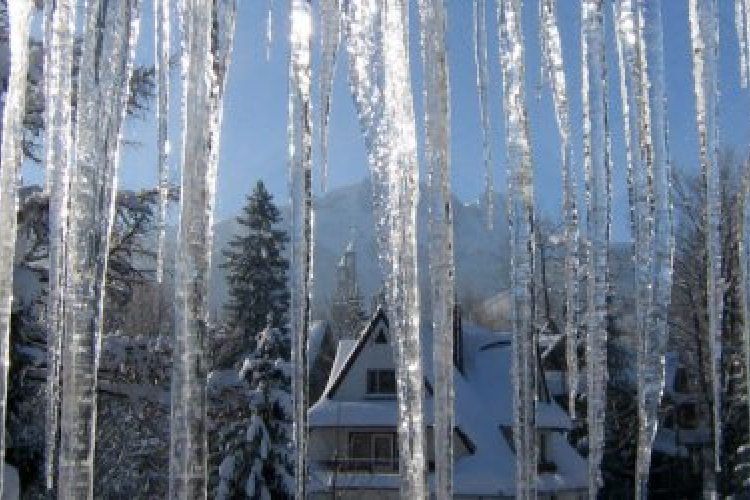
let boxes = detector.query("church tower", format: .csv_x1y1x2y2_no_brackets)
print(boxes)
330,237,366,340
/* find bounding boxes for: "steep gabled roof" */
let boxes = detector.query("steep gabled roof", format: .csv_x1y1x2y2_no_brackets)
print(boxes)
325,306,388,398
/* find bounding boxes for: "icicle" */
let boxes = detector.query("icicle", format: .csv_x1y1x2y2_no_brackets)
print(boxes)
343,1,426,497
155,0,170,284
616,1,674,496
688,0,723,479
43,0,75,489
497,0,537,498
0,2,32,497
417,0,455,498
289,1,313,498
58,1,141,498
169,0,237,497
319,0,341,193
539,0,580,421
267,0,274,61
581,1,610,496
737,0,748,88
473,0,494,229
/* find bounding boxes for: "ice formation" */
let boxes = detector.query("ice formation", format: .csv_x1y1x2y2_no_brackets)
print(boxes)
497,0,537,497
43,0,75,489
319,0,340,193
169,0,236,497
343,0,426,496
417,0,455,498
155,0,171,284
614,1,673,496
688,0,723,476
581,0,611,496
473,0,494,229
289,1,314,498
539,0,580,421
0,2,32,497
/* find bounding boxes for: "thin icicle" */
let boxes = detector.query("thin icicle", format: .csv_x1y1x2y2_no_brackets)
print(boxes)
267,0,274,61
642,1,673,498
343,1,426,496
417,0,455,498
688,0,723,480
169,0,237,497
319,0,340,193
58,1,141,498
289,1,313,498
155,0,171,284
581,1,610,497
616,1,674,496
0,2,32,497
737,0,748,88
539,0,580,421
497,0,537,498
473,0,494,229
43,0,75,489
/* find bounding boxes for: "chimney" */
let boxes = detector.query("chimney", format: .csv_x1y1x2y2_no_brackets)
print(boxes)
453,302,464,374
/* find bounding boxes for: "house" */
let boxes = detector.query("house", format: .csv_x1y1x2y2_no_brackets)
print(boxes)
307,307,588,499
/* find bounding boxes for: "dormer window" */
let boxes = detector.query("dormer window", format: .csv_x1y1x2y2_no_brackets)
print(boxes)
367,369,396,395
374,328,388,344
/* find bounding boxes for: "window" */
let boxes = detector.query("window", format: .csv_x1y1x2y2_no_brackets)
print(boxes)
374,328,388,344
367,369,396,395
537,432,557,473
348,432,398,473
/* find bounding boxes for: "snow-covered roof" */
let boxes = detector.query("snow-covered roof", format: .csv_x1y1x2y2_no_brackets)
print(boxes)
308,311,586,495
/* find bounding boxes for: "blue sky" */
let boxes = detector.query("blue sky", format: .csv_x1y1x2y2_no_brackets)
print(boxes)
114,1,750,242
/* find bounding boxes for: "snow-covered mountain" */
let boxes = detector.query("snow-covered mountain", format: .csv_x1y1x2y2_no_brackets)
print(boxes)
210,179,511,320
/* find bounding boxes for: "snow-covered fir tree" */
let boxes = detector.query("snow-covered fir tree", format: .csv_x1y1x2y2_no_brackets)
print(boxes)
221,181,289,337
216,324,294,499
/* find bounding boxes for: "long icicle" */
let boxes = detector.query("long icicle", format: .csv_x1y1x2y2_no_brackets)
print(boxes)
58,1,141,497
343,0,426,496
473,0,494,229
43,0,75,489
688,0,723,482
417,0,455,498
382,1,426,496
539,0,580,421
155,0,171,284
0,2,32,497
497,0,537,498
289,1,314,498
641,1,674,497
581,1,610,496
169,0,237,497
614,1,654,495
736,0,750,467
319,0,340,193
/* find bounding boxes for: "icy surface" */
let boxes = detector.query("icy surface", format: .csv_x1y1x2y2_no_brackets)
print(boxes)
688,0,723,475
289,1,314,498
539,0,580,421
57,1,141,498
0,2,32,497
169,0,237,497
155,0,171,283
497,0,537,498
581,0,611,496
417,0,455,498
473,0,494,229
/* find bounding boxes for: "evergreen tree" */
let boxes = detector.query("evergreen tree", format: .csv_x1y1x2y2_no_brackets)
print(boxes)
221,181,289,335
216,325,294,499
